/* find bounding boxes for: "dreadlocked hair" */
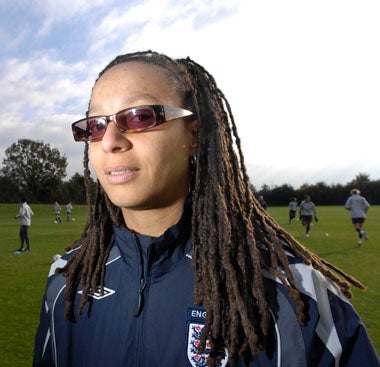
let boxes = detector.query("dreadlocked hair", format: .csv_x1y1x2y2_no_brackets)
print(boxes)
59,50,365,365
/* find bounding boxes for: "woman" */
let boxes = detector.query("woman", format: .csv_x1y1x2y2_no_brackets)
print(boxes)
288,197,297,224
345,188,370,246
299,195,318,237
33,51,379,367
15,196,34,252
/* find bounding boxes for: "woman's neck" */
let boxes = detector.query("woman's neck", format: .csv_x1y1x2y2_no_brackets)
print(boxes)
121,199,186,237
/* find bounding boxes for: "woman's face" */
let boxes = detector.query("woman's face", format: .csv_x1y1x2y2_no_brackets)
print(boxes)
89,61,197,211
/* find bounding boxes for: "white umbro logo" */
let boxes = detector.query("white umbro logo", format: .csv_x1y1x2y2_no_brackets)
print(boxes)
78,286,115,300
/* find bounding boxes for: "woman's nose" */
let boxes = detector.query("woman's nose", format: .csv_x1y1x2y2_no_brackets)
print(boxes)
101,121,132,153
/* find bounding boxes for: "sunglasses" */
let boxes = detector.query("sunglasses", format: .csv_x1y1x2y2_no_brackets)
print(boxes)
72,105,194,142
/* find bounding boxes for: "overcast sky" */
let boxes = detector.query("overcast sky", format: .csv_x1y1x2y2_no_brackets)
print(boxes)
1,0,379,189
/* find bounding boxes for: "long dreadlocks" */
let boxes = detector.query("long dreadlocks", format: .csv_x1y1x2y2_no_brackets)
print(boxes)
58,51,364,365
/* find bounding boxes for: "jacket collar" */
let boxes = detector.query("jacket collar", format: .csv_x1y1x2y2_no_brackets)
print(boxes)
112,198,192,275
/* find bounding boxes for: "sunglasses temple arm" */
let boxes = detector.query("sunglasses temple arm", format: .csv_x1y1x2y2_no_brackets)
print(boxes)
164,106,193,121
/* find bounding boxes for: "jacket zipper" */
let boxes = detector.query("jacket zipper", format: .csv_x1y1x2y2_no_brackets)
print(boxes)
133,233,147,366
133,234,146,317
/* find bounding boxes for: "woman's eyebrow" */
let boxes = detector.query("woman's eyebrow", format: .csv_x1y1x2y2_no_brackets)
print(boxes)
89,94,161,115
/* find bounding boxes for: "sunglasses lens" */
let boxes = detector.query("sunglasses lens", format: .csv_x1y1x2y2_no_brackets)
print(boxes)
88,118,107,140
117,107,157,132
72,120,89,141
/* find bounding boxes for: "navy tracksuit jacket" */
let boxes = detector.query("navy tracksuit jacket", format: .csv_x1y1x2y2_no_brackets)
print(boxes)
33,205,379,367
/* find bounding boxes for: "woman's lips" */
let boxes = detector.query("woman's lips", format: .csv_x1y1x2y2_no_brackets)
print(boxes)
105,166,139,184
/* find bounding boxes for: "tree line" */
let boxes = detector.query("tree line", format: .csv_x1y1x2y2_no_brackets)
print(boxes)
1,139,378,206
253,172,380,206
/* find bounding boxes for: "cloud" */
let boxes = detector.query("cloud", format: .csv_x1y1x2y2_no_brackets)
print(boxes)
192,1,239,29
0,28,28,52
1,53,92,115
86,0,240,58
33,0,108,36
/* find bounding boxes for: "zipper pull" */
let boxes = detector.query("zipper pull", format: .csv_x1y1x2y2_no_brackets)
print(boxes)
135,278,146,317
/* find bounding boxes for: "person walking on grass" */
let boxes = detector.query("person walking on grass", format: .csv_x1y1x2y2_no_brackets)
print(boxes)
258,195,267,210
345,188,370,246
299,195,318,237
15,197,34,252
66,202,73,222
288,197,297,224
53,202,62,223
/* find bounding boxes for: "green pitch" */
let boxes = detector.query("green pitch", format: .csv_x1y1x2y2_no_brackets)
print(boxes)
0,203,89,366
0,204,378,366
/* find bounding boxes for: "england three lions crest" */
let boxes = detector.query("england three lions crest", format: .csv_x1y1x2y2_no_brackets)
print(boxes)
186,308,228,367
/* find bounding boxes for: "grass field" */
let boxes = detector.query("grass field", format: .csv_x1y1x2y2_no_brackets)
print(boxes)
0,204,378,366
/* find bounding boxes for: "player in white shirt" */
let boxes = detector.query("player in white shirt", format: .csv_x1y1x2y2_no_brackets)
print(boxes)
345,189,370,246
299,195,318,237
